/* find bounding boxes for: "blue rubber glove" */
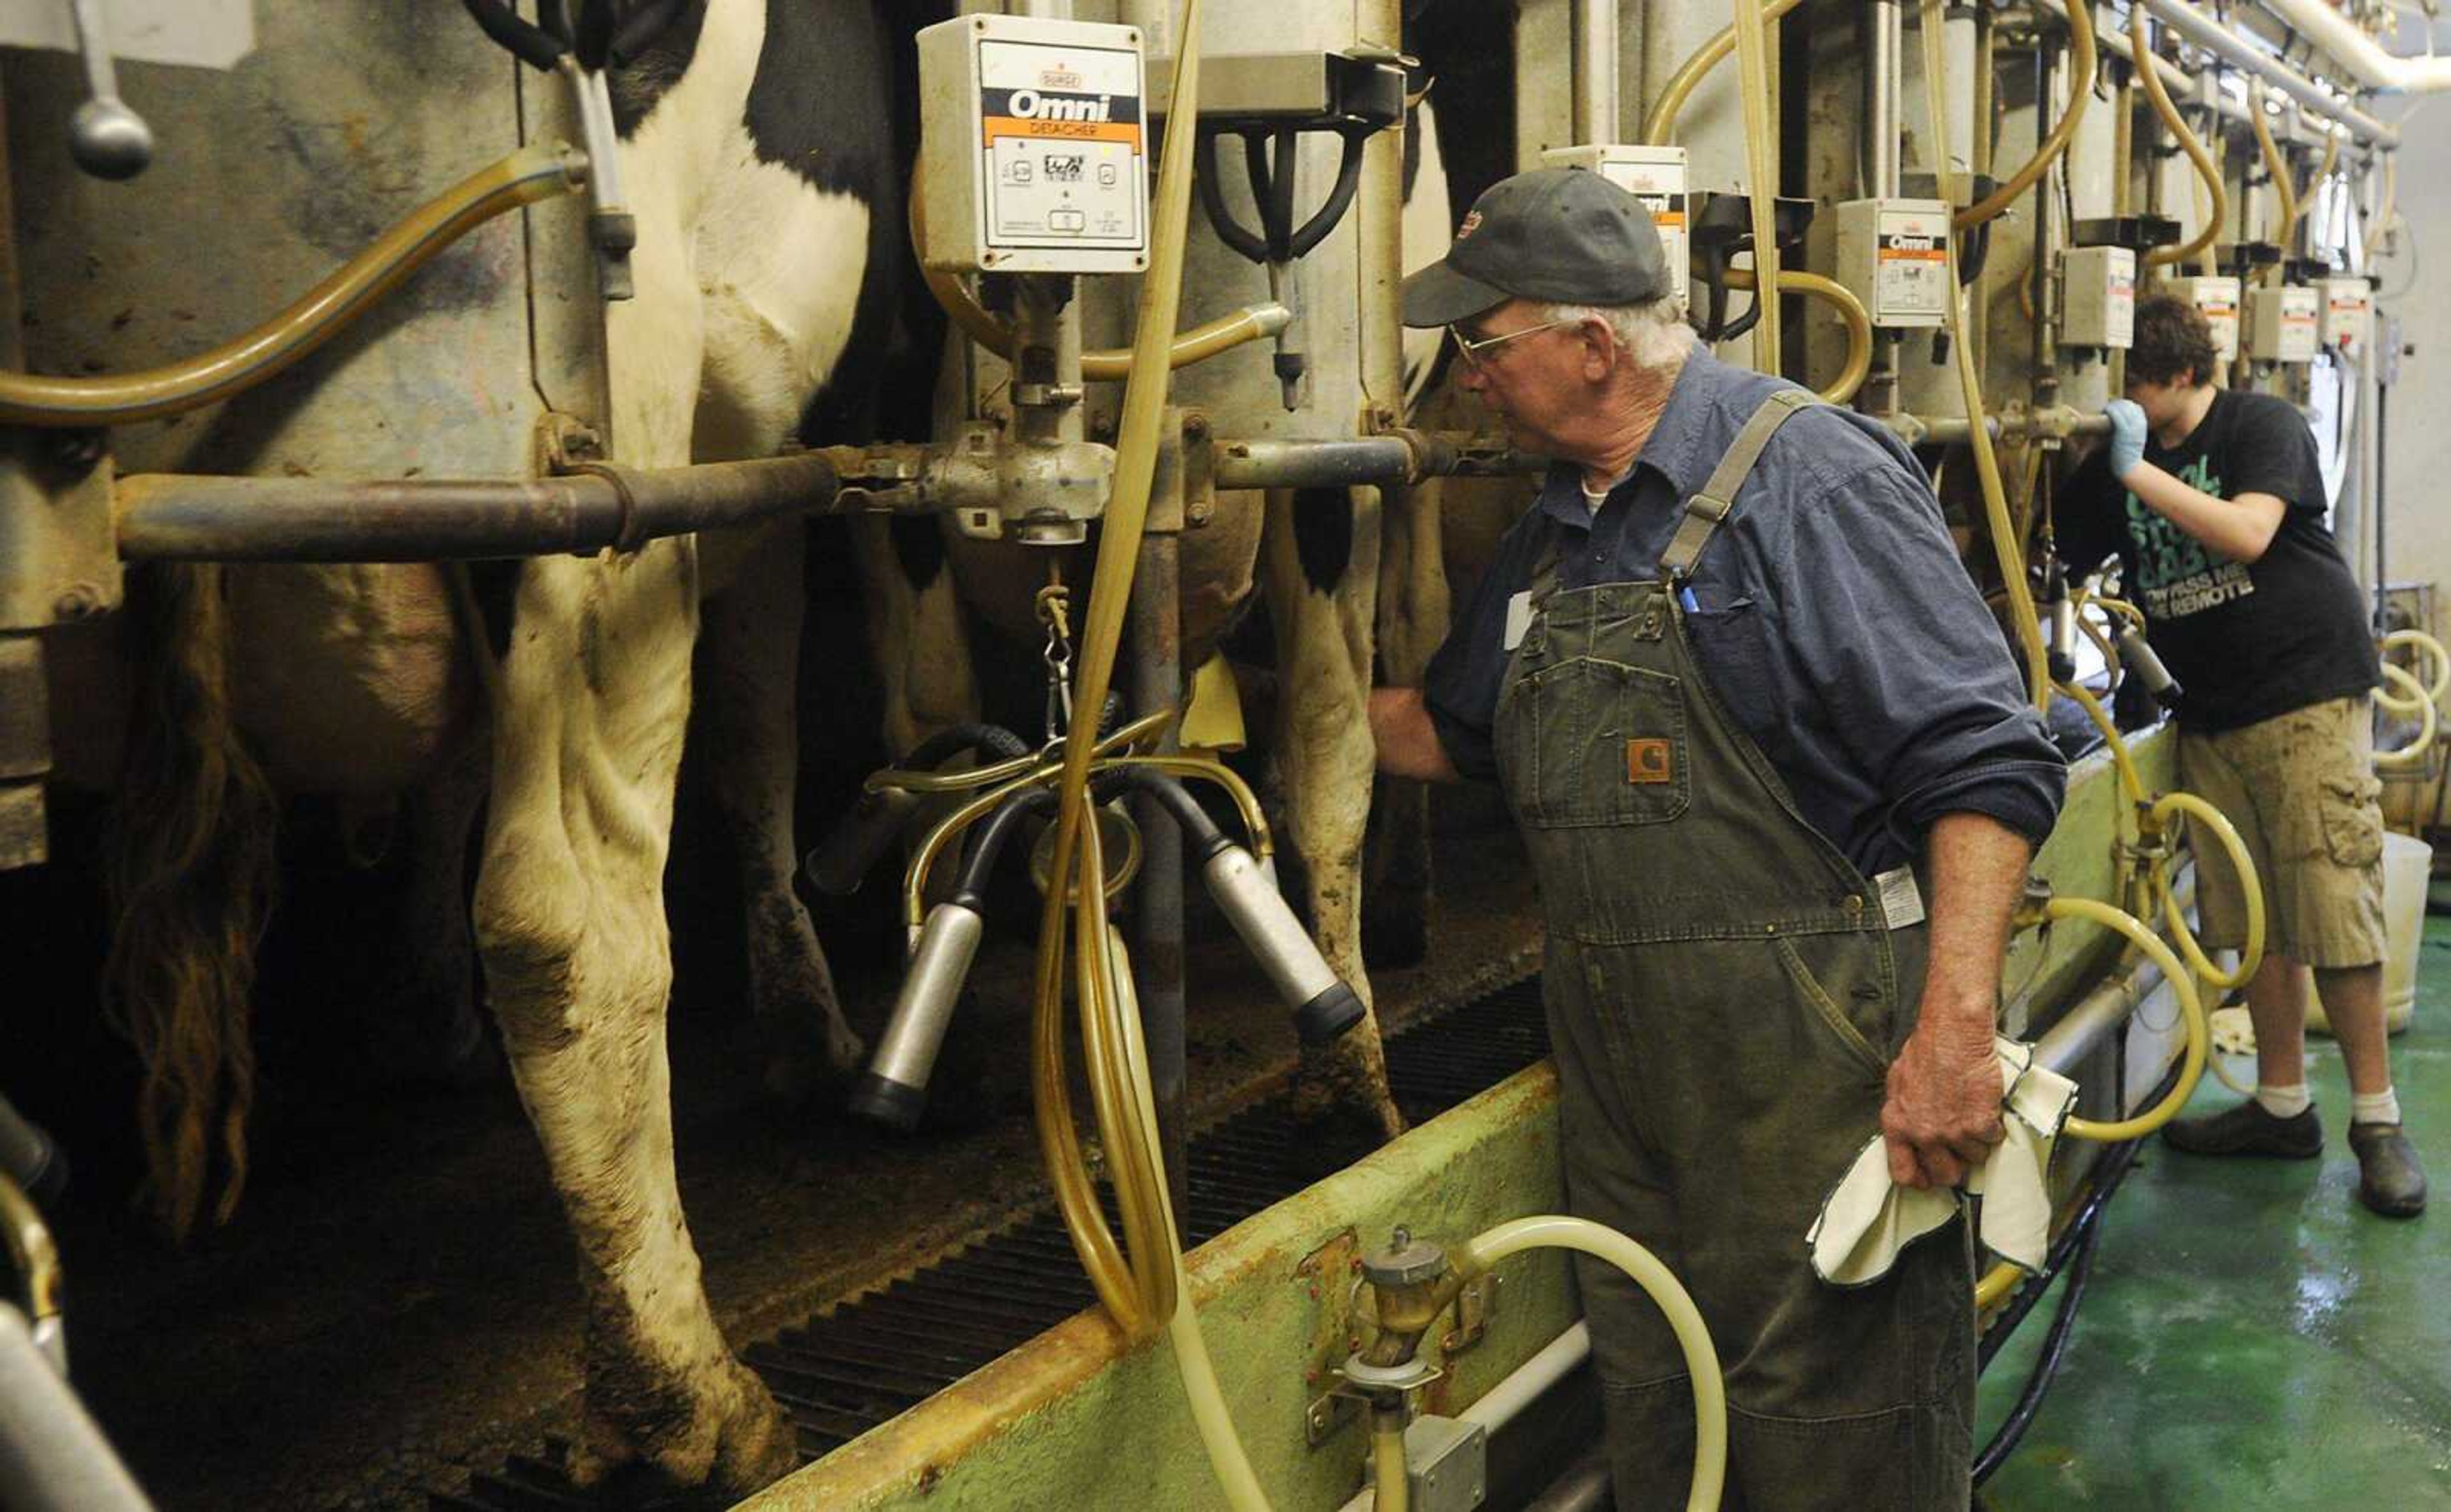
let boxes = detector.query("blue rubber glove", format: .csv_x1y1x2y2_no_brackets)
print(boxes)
2104,399,2148,481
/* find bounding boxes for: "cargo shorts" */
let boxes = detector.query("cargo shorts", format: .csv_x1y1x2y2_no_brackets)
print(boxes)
2178,695,2388,969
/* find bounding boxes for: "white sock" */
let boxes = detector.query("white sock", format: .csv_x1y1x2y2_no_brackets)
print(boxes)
2256,1082,2312,1119
2351,1088,2403,1127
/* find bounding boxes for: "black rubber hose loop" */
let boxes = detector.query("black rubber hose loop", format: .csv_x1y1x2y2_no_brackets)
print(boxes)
904,722,1034,770
1197,133,1270,262
460,0,569,71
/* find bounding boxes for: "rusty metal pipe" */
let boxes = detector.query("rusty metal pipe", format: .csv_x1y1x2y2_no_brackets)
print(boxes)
113,453,843,562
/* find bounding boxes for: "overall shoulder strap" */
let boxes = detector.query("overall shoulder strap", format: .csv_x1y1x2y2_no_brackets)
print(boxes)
1658,386,1819,582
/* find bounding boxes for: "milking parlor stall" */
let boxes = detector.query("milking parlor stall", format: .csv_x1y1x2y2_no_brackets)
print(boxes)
0,0,2440,1508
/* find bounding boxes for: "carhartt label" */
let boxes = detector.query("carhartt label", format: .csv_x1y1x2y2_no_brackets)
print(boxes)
1503,591,1533,650
1626,738,1673,784
1875,865,1925,929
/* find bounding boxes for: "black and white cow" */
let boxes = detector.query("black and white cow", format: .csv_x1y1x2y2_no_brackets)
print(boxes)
75,0,908,1493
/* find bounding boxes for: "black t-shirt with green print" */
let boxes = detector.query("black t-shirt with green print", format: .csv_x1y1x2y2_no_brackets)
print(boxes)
2062,387,2378,731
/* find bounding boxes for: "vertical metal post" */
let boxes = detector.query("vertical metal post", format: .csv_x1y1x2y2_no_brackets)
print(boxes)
0,84,55,872
2032,38,2062,417
1862,0,1904,415
1571,0,1619,146
1128,532,1188,1218
1868,0,1902,198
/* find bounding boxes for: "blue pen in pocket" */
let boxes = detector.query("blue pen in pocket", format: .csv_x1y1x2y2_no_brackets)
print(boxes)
1677,585,1699,613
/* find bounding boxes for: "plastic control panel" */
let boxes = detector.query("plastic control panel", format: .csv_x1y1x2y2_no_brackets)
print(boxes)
917,13,1150,274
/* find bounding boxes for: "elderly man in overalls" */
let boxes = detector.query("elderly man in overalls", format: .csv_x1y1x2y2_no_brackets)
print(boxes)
1371,168,2068,1509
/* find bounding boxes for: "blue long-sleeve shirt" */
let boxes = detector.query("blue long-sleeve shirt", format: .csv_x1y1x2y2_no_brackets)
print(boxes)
1423,350,2066,878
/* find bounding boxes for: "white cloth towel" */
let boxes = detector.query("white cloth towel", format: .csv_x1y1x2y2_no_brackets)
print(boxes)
1806,1037,2079,1286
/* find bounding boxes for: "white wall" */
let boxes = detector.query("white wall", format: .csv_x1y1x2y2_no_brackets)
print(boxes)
2376,26,2451,821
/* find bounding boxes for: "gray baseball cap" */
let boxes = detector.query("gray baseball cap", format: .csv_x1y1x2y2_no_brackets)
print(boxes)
1400,167,1673,327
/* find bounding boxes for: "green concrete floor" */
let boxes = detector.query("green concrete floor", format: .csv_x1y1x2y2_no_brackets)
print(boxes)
1975,911,2451,1508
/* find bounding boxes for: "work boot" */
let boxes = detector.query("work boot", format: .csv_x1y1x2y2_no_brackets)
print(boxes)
2348,1123,2429,1218
2162,1099,2325,1159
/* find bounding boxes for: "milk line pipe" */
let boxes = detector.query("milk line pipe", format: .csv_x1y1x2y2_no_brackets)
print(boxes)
1571,0,1619,146
906,168,1291,380
1730,0,1783,371
2136,0,2400,146
1720,267,1873,404
2025,0,2387,150
2249,0,2451,94
1025,0,1220,1370
1870,0,1903,200
1921,0,2048,710
1640,0,1807,147
0,144,585,426
2132,4,2228,271
1339,1218,1726,1512
1955,0,2092,232
1331,1325,1603,1512
2249,82,2298,260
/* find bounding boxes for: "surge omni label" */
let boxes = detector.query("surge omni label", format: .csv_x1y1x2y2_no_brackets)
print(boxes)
977,40,1144,250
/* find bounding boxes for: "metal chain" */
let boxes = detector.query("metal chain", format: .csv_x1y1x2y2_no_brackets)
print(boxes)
1035,569,1075,745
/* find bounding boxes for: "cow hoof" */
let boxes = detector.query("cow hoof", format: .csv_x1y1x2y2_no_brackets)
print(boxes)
757,1014,866,1109
571,1363,797,1502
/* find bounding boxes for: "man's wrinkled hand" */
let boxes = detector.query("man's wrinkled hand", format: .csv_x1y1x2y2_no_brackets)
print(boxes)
1881,1022,2004,1189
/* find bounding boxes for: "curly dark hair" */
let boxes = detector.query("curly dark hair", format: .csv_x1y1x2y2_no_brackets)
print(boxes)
2129,294,2221,389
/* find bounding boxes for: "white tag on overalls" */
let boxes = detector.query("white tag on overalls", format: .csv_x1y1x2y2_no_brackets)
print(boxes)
1502,590,1534,651
1874,865,1926,930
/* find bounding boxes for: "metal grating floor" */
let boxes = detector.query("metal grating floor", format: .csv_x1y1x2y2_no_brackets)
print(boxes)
428,977,1551,1510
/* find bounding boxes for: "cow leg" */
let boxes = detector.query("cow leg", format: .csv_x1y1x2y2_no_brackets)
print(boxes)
1263,487,1404,1149
853,517,979,758
472,216,789,1492
369,720,493,1082
697,521,864,1099
475,548,788,1494
1365,475,1449,968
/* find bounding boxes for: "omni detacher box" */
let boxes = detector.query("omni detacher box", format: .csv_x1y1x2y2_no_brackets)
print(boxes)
1542,144,1691,311
917,13,1150,276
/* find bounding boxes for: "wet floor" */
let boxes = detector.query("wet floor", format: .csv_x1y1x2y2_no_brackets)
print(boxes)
1978,908,2451,1507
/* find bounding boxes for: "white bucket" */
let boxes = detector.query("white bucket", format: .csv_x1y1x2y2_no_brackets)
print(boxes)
2309,830,2429,1037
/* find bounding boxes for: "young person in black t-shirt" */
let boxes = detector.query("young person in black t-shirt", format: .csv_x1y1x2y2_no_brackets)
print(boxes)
2062,294,2423,1217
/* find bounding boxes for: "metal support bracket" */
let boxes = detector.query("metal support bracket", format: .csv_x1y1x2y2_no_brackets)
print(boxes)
1299,1229,1365,1447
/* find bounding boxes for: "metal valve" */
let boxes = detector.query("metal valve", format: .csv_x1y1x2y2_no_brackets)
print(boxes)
65,0,154,180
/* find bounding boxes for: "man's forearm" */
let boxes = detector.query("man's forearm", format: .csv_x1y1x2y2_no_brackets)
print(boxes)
1370,687,1463,783
2121,461,2285,564
1914,811,2034,1045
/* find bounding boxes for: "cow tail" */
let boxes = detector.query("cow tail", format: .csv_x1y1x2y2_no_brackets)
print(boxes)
100,563,277,1239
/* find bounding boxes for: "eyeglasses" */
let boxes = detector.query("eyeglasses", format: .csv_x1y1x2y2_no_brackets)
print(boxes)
1447,317,1577,372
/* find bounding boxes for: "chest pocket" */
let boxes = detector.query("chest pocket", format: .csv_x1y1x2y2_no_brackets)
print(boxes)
1498,655,1691,829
